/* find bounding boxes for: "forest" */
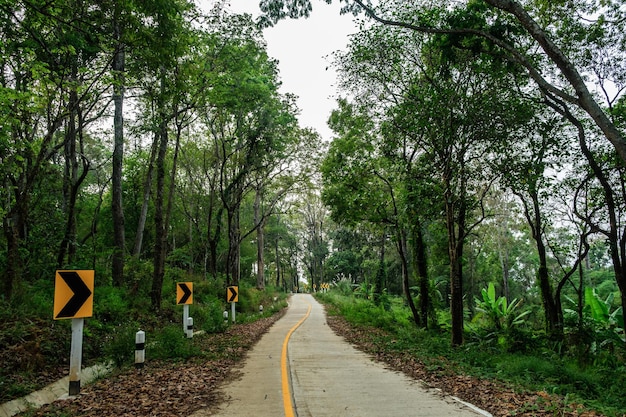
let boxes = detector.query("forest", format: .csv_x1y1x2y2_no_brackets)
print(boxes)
1,0,626,415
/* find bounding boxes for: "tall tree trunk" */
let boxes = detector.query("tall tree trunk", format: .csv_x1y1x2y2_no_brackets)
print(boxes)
499,247,511,301
132,135,158,257
528,190,561,336
151,117,168,310
206,199,222,279
164,123,182,257
58,82,89,267
255,188,265,289
275,231,280,288
3,210,22,299
111,14,126,287
226,204,242,286
412,224,429,328
375,230,385,301
561,103,626,343
58,85,78,268
445,181,466,347
397,228,420,327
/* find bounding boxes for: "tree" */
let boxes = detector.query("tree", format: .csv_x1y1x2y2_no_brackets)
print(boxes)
0,0,104,297
322,99,423,325
110,0,126,287
258,0,626,166
199,12,301,286
299,192,329,291
138,0,198,310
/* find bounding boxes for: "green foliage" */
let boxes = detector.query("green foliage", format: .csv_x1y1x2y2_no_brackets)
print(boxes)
584,287,624,330
474,283,530,331
317,291,626,415
334,278,354,297
192,298,228,334
152,325,199,360
354,281,376,300
103,323,140,368
94,286,130,325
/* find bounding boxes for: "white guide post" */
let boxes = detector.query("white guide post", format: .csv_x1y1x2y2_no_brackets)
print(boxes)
69,318,84,396
135,330,146,368
187,317,193,339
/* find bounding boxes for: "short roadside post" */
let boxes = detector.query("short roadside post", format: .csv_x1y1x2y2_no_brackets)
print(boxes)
53,270,94,396
183,304,190,336
187,317,194,339
135,330,145,368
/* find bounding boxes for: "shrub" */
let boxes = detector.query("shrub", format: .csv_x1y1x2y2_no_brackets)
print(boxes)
193,298,228,334
152,324,198,360
103,323,140,368
334,278,354,296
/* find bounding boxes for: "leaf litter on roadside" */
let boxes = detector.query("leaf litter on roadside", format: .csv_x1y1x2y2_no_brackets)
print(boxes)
19,312,284,417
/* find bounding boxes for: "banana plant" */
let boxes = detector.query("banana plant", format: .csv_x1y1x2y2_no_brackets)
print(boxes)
584,287,624,331
475,283,530,330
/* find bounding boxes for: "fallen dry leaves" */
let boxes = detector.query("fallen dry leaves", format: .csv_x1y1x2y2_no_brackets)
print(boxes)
11,305,621,417
325,314,614,417
18,311,284,417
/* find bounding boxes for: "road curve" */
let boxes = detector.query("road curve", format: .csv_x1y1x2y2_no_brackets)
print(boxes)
191,293,488,417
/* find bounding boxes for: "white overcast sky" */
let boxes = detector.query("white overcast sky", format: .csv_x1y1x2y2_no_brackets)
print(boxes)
199,1,358,141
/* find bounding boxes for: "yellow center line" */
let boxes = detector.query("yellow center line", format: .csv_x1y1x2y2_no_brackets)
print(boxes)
281,302,312,417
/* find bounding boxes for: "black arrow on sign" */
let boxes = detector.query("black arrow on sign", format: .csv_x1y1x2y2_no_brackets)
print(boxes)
178,283,192,304
56,271,92,319
228,287,237,303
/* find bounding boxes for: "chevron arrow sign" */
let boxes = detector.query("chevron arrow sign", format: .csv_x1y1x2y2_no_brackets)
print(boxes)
54,270,94,320
177,282,193,305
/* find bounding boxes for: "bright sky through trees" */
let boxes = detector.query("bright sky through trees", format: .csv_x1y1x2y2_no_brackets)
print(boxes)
212,1,358,141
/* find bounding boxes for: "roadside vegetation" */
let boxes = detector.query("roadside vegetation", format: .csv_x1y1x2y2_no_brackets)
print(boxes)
0,275,287,404
317,284,626,417
3,1,626,416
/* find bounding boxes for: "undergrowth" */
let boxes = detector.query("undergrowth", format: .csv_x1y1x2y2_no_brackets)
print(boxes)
0,271,288,404
316,291,626,417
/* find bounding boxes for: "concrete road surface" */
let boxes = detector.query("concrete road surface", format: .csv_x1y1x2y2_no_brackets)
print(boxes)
191,294,490,417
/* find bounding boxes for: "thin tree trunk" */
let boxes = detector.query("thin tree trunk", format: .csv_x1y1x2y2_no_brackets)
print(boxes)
412,225,429,328
58,85,78,267
58,81,90,267
397,228,421,327
151,116,168,310
132,136,158,256
445,179,466,347
225,202,242,286
275,232,280,288
206,200,222,279
111,14,126,287
528,190,561,336
255,188,265,289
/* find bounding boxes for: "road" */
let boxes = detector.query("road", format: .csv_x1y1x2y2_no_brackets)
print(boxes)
191,294,489,417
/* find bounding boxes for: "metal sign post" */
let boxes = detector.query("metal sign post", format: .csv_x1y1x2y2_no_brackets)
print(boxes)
183,304,190,337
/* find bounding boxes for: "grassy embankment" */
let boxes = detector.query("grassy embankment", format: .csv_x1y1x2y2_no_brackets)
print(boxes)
316,290,626,417
0,276,287,404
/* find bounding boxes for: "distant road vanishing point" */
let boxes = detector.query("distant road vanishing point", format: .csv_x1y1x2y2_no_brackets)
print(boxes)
191,293,491,417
